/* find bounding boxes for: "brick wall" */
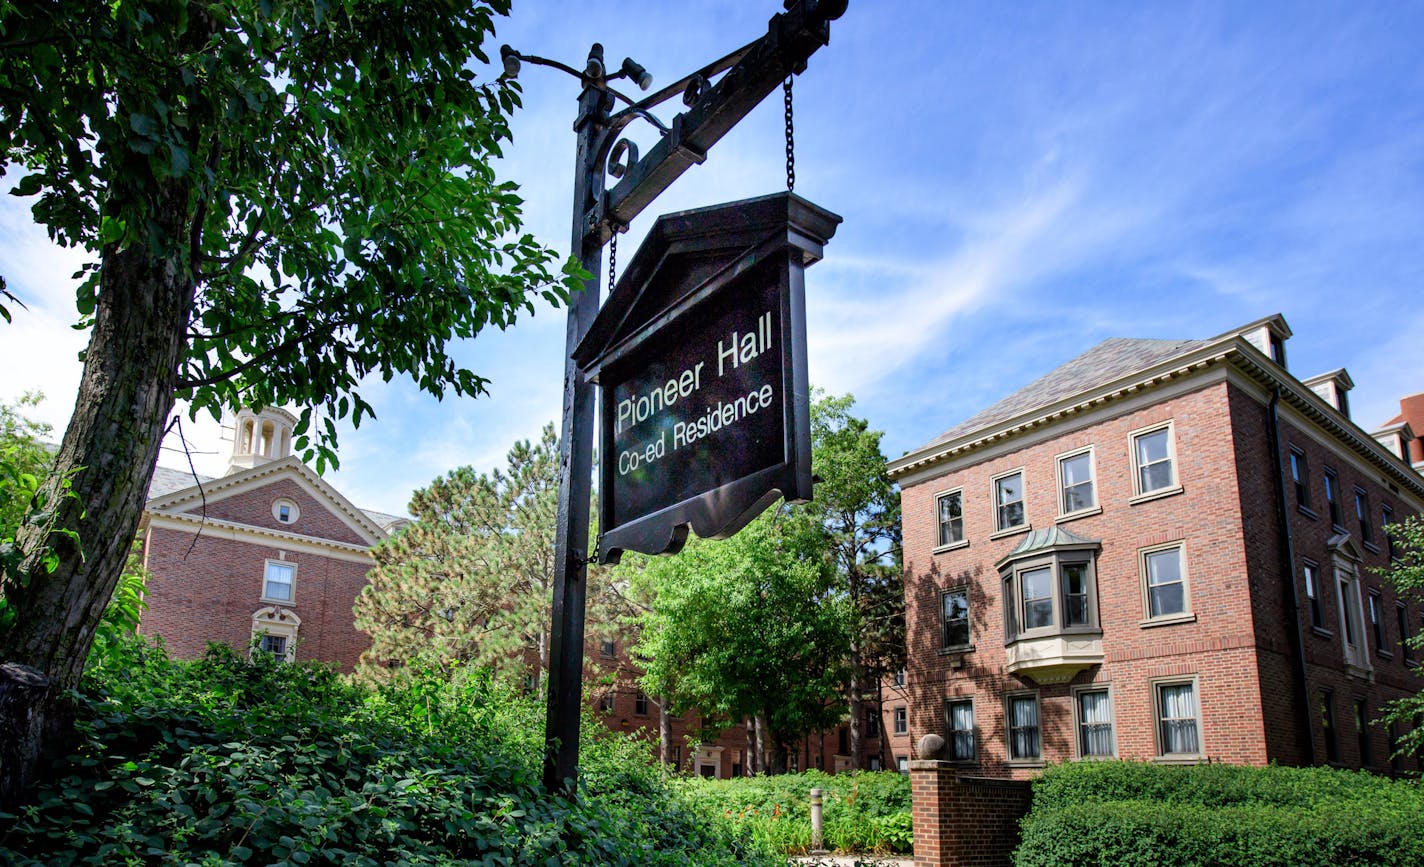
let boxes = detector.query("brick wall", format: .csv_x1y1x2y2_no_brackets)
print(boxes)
899,371,1424,776
910,760,1032,867
177,476,370,546
141,525,373,670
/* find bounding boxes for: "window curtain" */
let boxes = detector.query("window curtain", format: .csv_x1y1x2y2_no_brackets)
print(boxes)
950,702,975,760
1078,691,1112,756
1158,684,1198,754
1009,696,1040,759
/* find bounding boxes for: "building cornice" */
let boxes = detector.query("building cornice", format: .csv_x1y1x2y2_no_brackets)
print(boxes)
145,512,376,565
889,336,1424,502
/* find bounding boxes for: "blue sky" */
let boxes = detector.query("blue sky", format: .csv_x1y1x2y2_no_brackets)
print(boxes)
2,1,1422,517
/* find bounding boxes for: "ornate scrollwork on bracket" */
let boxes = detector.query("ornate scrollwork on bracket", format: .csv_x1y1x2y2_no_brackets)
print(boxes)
682,74,710,107
608,138,639,180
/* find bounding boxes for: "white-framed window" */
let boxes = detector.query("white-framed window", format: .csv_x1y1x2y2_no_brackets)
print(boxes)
893,706,908,735
1289,448,1310,509
271,498,300,524
1383,505,1398,560
262,559,295,603
936,489,965,548
1355,488,1374,546
1006,692,1041,763
1130,422,1178,498
1324,468,1343,526
1336,563,1370,673
1057,447,1097,516
941,586,971,650
1140,543,1189,622
946,698,975,762
1369,590,1388,655
635,691,649,716
992,469,1026,533
1127,421,1173,498
1074,686,1115,758
250,606,300,663
897,755,909,773
1304,561,1324,630
1154,678,1202,759
892,669,906,687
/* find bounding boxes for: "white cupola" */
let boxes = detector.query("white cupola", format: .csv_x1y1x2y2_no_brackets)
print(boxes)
227,406,299,475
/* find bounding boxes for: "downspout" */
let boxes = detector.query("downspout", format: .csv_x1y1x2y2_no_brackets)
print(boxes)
1268,385,1316,765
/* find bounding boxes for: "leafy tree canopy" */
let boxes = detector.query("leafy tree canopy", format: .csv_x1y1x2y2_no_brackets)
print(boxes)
629,509,849,754
1378,514,1424,757
0,392,52,537
1,0,578,467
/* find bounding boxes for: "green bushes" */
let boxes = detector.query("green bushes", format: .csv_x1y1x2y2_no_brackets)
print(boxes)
673,768,913,855
1016,760,1424,867
0,638,776,866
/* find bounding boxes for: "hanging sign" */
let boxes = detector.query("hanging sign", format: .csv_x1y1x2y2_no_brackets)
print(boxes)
573,192,841,563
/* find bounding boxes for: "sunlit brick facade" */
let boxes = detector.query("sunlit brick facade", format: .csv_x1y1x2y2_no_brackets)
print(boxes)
890,315,1424,777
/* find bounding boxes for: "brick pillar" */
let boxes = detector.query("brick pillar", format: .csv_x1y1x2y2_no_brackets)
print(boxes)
909,760,1032,867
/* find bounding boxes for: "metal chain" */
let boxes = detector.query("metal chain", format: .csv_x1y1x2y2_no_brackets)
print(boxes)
783,75,795,192
608,231,618,291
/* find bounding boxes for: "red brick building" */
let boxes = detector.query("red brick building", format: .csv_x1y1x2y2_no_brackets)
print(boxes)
888,315,1423,777
140,406,404,668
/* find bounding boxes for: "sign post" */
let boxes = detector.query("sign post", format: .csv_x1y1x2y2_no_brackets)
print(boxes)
510,0,850,796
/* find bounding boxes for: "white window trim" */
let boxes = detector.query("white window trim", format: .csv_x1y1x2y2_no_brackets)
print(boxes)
261,558,297,605
1128,420,1183,503
271,497,301,525
1138,542,1194,627
1335,560,1372,677
1055,445,1100,521
251,605,301,662
893,705,908,736
989,467,1030,537
1152,675,1204,763
1071,683,1117,760
933,486,968,552
1004,690,1043,767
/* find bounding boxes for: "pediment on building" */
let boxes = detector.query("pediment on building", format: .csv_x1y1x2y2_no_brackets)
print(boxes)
1326,532,1362,562
145,456,387,547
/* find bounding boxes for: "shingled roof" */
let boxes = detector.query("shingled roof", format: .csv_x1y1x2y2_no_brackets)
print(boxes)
923,336,1209,450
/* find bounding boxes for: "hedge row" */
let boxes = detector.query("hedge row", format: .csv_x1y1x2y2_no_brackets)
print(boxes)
1016,761,1424,867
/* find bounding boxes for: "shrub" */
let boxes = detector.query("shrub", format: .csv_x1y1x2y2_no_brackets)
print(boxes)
0,637,776,866
1016,760,1424,867
674,769,913,855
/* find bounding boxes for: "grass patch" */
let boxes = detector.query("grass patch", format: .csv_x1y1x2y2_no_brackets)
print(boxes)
674,768,913,855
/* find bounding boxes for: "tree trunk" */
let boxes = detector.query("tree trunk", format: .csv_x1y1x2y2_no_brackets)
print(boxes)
754,712,769,774
658,696,671,768
0,207,197,805
847,638,864,770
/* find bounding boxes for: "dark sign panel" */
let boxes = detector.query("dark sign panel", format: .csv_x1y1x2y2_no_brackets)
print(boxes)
575,193,840,563
610,277,786,528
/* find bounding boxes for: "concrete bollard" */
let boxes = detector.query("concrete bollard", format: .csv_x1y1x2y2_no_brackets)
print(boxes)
809,787,826,855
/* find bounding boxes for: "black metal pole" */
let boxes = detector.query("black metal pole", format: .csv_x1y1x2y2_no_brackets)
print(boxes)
542,71,613,797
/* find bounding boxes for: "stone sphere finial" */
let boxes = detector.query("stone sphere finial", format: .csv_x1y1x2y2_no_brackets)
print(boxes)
917,733,946,760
